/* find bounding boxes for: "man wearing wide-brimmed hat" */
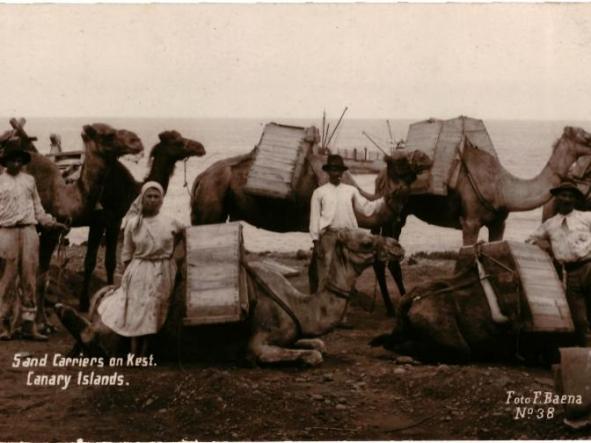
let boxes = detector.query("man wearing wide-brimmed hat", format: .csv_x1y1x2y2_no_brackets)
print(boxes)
0,141,66,341
309,154,385,297
527,180,591,346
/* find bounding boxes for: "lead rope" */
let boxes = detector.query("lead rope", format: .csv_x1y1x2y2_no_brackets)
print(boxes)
53,217,73,297
182,158,192,198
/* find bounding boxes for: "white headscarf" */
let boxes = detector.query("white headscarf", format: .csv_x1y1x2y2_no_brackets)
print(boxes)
122,181,165,232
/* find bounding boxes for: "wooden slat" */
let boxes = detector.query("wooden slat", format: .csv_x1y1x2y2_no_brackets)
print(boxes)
508,241,574,332
252,154,298,169
244,122,313,199
245,178,292,195
247,168,294,184
184,223,245,325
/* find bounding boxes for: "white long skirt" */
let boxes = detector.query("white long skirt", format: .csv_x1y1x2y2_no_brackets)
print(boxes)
98,257,176,337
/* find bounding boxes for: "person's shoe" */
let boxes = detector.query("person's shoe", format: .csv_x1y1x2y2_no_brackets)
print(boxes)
0,329,12,341
21,320,48,341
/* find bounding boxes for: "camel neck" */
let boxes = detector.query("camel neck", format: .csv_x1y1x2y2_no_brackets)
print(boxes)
144,154,176,193
499,138,581,211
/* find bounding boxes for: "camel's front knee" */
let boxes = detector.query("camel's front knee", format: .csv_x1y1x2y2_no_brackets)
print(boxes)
294,338,326,353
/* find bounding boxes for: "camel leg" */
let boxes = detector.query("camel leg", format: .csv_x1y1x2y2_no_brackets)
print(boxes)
253,344,323,366
82,221,105,312
373,260,396,316
249,334,323,366
104,219,122,285
293,338,326,353
37,231,60,332
487,219,506,242
460,217,481,245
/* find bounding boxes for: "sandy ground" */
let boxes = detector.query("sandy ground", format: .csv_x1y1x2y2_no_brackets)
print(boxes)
0,244,587,441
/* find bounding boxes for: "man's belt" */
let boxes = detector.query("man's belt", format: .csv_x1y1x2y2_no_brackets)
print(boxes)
564,258,591,272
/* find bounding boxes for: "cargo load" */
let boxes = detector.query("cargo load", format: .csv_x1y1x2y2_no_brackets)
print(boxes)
244,123,320,199
459,240,574,333
46,150,84,183
404,116,497,195
183,222,248,326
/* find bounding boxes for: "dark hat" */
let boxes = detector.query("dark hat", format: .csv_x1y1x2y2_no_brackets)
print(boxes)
322,154,348,172
0,145,31,166
550,181,584,199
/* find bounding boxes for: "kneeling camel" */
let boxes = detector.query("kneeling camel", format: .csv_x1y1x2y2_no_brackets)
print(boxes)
56,229,404,366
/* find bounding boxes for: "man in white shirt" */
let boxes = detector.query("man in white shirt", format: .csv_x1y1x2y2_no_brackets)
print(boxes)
527,181,591,346
309,154,385,295
0,143,67,341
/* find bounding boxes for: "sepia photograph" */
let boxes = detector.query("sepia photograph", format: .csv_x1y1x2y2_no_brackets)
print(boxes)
0,3,591,441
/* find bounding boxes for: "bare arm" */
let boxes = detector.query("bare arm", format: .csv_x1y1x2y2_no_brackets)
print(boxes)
352,187,384,217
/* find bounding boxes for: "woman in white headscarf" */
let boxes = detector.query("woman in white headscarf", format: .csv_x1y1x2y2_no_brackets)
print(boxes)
98,181,185,355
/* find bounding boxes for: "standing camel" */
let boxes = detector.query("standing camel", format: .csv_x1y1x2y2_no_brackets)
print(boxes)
371,126,591,314
20,123,144,330
191,148,429,316
80,130,205,311
55,228,404,366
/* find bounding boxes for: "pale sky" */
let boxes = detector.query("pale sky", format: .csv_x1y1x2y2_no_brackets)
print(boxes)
1,3,591,120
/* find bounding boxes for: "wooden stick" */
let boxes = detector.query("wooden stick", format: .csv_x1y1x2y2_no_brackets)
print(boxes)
321,110,326,149
387,119,394,145
326,106,348,148
362,131,388,156
323,123,330,151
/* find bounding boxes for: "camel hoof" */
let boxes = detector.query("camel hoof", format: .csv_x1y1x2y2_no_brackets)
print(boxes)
302,350,323,367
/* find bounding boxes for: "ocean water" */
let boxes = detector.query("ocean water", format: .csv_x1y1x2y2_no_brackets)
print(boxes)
13,117,591,253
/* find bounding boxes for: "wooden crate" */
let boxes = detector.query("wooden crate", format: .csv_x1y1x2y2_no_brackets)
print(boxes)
46,150,84,182
183,222,248,326
405,116,497,196
244,123,319,199
460,241,574,333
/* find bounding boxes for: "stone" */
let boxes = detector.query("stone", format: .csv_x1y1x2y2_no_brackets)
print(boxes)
396,356,415,365
393,368,406,375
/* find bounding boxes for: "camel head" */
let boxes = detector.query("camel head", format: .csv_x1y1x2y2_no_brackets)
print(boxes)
385,149,432,184
562,126,591,154
336,229,404,270
81,123,144,160
151,130,206,162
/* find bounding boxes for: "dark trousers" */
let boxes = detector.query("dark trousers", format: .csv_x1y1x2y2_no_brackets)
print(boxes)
566,262,591,346
308,230,338,294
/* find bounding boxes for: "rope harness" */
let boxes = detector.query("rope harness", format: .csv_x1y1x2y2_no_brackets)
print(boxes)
182,158,192,198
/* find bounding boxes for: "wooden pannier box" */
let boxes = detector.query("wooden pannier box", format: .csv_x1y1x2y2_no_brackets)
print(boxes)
244,122,319,199
404,116,497,196
459,241,574,333
46,150,84,183
183,222,249,326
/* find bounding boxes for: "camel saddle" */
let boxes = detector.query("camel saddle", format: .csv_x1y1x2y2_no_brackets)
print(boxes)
404,116,497,196
459,241,574,333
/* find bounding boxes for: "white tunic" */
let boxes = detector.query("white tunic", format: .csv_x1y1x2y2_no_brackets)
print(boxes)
0,172,54,227
309,182,384,240
527,209,591,263
98,213,184,337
